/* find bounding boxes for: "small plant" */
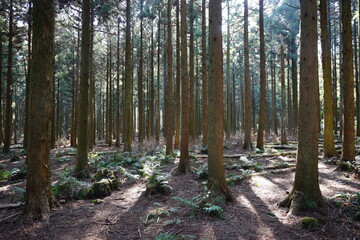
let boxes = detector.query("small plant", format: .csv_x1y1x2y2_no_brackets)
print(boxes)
145,207,170,224
145,174,172,195
52,175,92,200
155,232,180,240
172,196,224,218
0,170,10,181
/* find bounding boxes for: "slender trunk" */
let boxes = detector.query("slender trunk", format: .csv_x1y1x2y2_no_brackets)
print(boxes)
0,33,3,145
88,6,95,150
256,0,266,149
320,0,337,158
201,0,207,147
189,0,195,141
242,0,252,149
115,19,121,147
280,37,287,145
175,0,181,149
225,0,231,139
138,0,144,145
3,0,13,153
272,55,277,135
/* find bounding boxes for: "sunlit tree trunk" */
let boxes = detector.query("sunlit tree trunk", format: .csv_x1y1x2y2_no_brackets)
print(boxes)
138,0,144,146
320,0,337,158
88,6,95,150
280,0,324,213
280,37,287,145
24,0,56,219
271,55,277,135
256,0,266,150
115,18,121,147
189,0,195,141
174,0,181,149
208,0,233,202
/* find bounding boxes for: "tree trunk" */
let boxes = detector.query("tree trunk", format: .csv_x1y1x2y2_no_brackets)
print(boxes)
320,0,337,158
201,0,208,147
280,37,287,145
24,0,56,220
256,0,266,150
88,7,95,150
0,33,3,146
341,0,355,163
3,0,13,154
242,0,252,149
189,0,195,141
208,0,233,202
225,0,231,139
156,9,161,143
115,19,121,148
149,20,155,140
175,0,181,149
272,55,277,135
177,0,190,173
74,0,91,178
124,0,132,152
138,0,144,146
280,0,324,213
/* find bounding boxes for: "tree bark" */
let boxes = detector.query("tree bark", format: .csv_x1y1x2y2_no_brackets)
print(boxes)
24,0,56,219
138,0,144,146
320,0,337,158
340,0,355,163
256,0,266,150
208,0,233,202
242,0,253,149
280,37,287,145
201,0,208,147
74,0,91,178
174,0,181,149
280,0,324,213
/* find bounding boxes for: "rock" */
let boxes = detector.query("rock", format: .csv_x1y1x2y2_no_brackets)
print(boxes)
92,199,104,204
93,169,120,190
90,179,112,198
9,168,26,180
239,157,256,168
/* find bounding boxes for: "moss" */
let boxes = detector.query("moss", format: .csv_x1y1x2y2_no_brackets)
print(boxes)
300,217,320,229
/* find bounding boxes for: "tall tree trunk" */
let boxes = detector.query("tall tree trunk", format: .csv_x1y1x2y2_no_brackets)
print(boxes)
320,0,337,158
3,0,13,154
280,0,324,213
108,38,113,146
225,0,231,139
201,0,207,147
208,0,233,202
149,20,155,140
156,9,161,143
272,55,277,135
287,49,292,131
23,1,32,150
189,0,195,141
354,21,360,136
24,0,56,219
115,18,121,147
124,0,132,152
0,33,3,146
280,37,287,145
177,0,190,173
165,0,174,156
341,0,355,163
175,0,181,149
74,0,91,178
256,0,266,150
88,6,95,150
71,26,80,147
242,0,252,149
138,0,144,146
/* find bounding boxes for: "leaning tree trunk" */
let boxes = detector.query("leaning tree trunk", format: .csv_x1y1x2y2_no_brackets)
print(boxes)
24,0,56,220
280,0,324,213
207,0,233,202
320,0,337,158
242,0,252,149
74,0,91,178
341,0,355,163
256,0,266,150
177,0,190,174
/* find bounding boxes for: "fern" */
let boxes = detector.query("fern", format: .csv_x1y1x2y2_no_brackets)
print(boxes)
172,196,198,208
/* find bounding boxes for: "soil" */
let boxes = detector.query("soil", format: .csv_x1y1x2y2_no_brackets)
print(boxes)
0,136,359,240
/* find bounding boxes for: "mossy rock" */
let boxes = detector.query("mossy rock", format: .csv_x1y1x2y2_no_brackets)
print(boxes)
93,169,120,190
300,217,320,229
9,167,26,180
89,179,112,198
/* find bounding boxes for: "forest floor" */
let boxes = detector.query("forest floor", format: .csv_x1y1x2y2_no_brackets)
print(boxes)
0,135,360,240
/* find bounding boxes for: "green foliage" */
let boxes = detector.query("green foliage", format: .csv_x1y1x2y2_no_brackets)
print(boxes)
145,174,172,195
332,192,360,221
300,217,320,229
154,232,180,240
172,196,224,218
0,170,10,181
56,157,71,163
274,161,290,169
145,207,170,224
52,175,92,200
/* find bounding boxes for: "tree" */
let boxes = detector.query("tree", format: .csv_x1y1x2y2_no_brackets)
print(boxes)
3,0,13,154
280,37,287,145
177,0,190,173
124,0,133,152
256,0,266,150
201,0,208,147
165,0,174,156
340,0,355,163
242,0,252,149
138,0,144,146
189,0,195,140
74,0,91,178
320,0,337,158
280,0,324,213
174,0,181,149
24,0,56,219
207,0,233,202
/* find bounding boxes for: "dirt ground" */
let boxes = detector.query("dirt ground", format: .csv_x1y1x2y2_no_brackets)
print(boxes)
0,137,359,240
